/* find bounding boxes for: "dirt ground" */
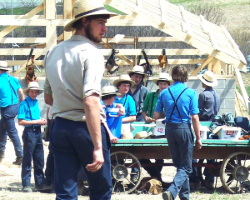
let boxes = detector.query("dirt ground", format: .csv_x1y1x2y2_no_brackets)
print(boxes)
0,135,250,200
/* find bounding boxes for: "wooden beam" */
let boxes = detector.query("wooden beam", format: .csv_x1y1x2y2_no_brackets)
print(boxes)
0,3,44,39
211,57,222,75
5,58,207,66
159,0,167,26
0,48,206,56
0,38,46,43
46,0,57,49
63,0,73,40
190,56,212,76
235,68,248,109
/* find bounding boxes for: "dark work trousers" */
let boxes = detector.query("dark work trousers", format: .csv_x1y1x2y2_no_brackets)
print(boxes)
50,117,112,200
166,123,194,200
189,159,200,183
21,126,45,187
45,119,55,186
45,144,54,185
0,104,23,158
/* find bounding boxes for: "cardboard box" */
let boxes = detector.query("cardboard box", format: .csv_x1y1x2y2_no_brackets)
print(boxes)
218,127,242,140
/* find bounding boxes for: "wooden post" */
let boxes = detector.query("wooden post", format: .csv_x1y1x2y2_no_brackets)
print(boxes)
63,0,73,40
211,57,222,75
46,0,57,49
235,68,248,110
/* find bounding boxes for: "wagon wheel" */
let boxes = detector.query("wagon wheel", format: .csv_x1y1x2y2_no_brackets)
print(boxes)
197,159,224,190
110,151,142,194
220,152,250,194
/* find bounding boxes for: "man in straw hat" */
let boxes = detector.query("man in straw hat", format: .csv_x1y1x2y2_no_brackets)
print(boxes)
0,61,24,165
154,66,202,200
18,81,47,192
43,0,118,199
190,70,220,189
128,65,149,121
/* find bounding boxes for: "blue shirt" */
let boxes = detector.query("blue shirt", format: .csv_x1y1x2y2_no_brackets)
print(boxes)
114,94,136,118
155,82,199,123
18,96,41,127
0,73,21,107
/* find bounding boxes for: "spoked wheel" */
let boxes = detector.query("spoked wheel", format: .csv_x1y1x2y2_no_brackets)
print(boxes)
220,152,250,194
197,159,224,190
110,151,142,194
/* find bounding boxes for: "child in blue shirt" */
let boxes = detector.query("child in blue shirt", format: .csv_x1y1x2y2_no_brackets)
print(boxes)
18,82,47,193
101,86,125,142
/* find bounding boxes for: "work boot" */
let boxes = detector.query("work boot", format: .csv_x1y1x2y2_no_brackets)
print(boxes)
22,186,32,192
162,191,173,200
13,157,23,165
35,184,52,192
78,180,84,195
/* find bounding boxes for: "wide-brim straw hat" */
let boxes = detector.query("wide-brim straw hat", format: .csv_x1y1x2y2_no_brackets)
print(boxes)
113,74,135,88
127,65,148,78
101,86,120,97
23,81,43,95
197,70,218,87
0,61,11,71
64,0,119,32
153,73,172,85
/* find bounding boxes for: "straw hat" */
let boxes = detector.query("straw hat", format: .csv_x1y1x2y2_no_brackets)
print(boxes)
23,81,43,95
113,74,135,88
135,131,152,139
101,86,120,97
0,61,11,71
127,65,148,77
197,70,218,87
64,0,118,32
153,73,172,85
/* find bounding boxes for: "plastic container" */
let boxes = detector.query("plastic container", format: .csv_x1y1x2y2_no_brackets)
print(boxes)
106,107,122,138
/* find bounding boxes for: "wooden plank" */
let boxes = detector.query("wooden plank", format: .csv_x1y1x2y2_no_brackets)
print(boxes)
236,89,246,107
7,60,44,66
235,68,249,109
159,0,167,26
211,57,222,75
190,56,212,76
63,0,73,40
0,19,71,26
0,3,44,39
102,37,180,43
0,48,206,56
46,0,57,49
0,38,46,43
221,25,247,65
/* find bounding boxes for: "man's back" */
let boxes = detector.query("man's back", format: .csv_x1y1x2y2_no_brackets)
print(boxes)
44,35,105,121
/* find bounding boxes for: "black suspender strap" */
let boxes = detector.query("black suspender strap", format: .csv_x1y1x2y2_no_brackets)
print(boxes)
149,91,156,117
25,99,33,121
4,75,17,105
209,90,218,116
122,94,128,107
167,87,188,123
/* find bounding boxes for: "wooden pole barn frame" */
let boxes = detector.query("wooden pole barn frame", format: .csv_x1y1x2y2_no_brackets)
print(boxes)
0,0,248,115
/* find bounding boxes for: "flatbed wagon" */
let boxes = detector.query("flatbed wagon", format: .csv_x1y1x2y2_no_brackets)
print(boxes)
110,122,250,194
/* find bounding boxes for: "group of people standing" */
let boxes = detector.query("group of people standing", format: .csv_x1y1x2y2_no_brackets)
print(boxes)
0,0,221,200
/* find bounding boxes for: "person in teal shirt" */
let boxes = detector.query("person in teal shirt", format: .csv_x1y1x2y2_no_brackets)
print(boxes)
142,73,171,123
0,61,24,165
18,81,47,193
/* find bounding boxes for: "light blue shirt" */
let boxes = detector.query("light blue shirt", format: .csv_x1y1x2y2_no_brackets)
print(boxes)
155,82,199,123
18,96,41,127
114,94,136,118
0,72,21,107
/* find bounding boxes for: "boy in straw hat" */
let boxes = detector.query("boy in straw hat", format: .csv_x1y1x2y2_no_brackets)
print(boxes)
43,0,118,199
128,65,149,121
113,74,137,123
0,61,24,165
17,81,47,192
142,73,171,123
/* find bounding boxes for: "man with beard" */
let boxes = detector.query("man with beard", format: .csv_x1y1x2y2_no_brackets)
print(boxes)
43,0,118,199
